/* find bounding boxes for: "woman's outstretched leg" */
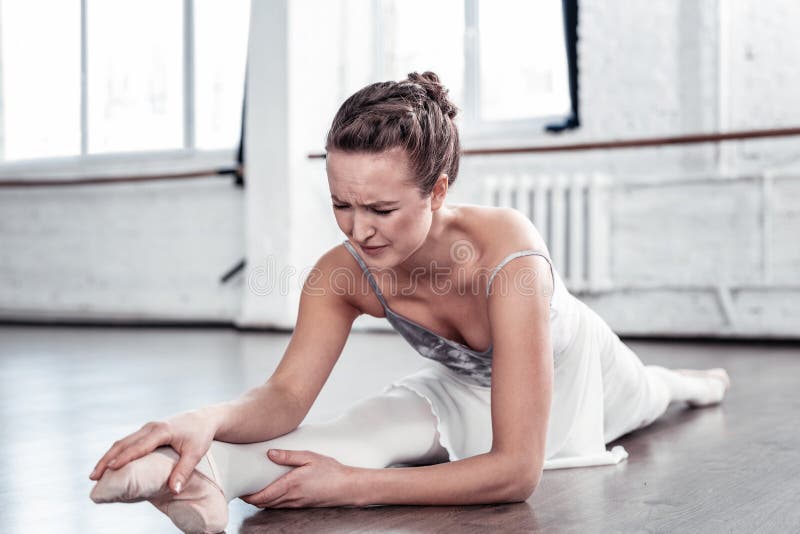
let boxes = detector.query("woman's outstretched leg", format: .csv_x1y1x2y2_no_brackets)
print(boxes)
646,366,730,407
204,386,447,499
91,386,447,533
594,304,732,444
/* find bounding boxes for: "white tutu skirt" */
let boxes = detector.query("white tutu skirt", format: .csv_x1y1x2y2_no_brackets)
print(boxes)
382,295,670,470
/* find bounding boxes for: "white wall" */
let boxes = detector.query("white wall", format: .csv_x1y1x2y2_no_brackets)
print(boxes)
237,0,350,328
0,174,243,321
574,0,800,337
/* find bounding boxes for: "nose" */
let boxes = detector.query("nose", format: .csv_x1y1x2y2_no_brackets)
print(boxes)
351,210,376,243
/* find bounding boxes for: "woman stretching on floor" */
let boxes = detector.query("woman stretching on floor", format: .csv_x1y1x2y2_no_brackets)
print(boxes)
89,72,730,534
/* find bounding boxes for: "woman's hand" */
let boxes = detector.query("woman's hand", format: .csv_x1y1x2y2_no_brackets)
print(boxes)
89,408,220,494
240,449,360,508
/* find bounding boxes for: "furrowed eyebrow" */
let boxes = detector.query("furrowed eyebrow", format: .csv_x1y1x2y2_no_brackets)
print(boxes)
330,195,399,208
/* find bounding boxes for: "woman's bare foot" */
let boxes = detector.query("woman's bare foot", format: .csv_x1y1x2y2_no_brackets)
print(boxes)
674,368,731,407
90,447,228,533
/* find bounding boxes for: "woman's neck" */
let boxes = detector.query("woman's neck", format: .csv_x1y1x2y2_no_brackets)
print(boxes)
395,205,464,280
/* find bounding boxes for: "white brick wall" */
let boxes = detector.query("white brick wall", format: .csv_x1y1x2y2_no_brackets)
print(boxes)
449,0,800,338
0,177,243,321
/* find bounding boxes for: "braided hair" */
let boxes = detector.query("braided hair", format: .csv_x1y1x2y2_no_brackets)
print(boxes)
325,71,460,196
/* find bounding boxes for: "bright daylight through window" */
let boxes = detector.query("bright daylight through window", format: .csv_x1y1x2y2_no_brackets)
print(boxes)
376,0,570,133
0,0,249,162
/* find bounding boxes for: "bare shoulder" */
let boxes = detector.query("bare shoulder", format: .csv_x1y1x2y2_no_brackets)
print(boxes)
305,242,382,317
302,244,355,301
312,242,357,273
450,204,550,265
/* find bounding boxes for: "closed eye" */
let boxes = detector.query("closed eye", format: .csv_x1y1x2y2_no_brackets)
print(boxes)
332,204,397,216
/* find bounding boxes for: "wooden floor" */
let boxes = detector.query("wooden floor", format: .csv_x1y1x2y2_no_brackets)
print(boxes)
1,325,798,533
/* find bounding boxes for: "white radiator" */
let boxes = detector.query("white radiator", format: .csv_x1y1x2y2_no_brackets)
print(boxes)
483,172,612,293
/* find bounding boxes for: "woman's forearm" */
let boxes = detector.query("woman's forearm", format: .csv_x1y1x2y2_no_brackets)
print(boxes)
199,382,307,444
349,451,540,506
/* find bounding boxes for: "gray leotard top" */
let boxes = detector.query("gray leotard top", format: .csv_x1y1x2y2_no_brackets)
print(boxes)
342,240,555,387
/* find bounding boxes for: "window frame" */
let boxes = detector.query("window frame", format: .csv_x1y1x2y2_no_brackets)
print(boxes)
0,0,242,178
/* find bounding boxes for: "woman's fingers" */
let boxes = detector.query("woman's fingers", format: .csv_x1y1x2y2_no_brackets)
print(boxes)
240,473,293,507
89,422,169,480
103,436,161,472
168,448,206,494
90,435,140,480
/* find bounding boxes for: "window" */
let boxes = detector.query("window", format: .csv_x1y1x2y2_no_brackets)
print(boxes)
0,0,81,160
0,0,249,163
476,1,570,124
193,0,250,150
375,0,466,113
375,0,571,141
86,0,184,154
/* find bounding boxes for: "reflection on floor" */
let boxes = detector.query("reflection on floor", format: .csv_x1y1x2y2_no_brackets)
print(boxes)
1,325,798,533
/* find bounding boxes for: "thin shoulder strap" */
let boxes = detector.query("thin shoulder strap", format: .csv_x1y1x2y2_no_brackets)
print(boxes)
486,250,555,299
342,240,389,308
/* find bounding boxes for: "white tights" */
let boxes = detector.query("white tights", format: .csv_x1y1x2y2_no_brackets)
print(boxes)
202,365,725,501
203,386,449,501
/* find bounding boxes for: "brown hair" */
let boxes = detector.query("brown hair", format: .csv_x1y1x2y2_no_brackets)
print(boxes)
325,71,460,196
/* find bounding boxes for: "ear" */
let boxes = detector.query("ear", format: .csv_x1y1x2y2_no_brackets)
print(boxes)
430,174,449,211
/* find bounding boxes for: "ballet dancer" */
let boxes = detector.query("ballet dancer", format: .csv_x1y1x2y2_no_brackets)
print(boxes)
89,72,730,533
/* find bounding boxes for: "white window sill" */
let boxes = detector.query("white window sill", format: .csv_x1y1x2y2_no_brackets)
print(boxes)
460,115,578,150
0,148,238,181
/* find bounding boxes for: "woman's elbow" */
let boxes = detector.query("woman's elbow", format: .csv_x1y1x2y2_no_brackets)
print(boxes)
502,467,542,503
510,474,540,502
492,452,543,503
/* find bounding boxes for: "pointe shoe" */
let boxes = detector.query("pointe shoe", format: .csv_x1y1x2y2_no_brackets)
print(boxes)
150,470,228,534
90,449,228,534
675,368,731,407
90,449,176,503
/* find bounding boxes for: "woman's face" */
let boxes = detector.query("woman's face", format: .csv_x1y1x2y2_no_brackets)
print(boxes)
326,148,439,268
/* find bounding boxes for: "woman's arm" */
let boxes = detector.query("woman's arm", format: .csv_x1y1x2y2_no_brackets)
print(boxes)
349,253,554,506
206,246,362,443
348,451,536,505
200,383,308,443
91,246,360,489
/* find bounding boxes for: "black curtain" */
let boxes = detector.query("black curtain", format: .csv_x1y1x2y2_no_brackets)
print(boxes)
235,68,247,187
545,0,579,133
219,67,248,284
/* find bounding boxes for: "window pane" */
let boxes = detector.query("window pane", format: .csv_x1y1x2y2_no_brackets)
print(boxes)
86,0,183,154
479,0,570,121
1,0,80,160
194,0,250,150
378,0,464,112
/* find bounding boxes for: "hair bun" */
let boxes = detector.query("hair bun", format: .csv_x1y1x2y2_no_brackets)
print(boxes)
407,71,458,119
